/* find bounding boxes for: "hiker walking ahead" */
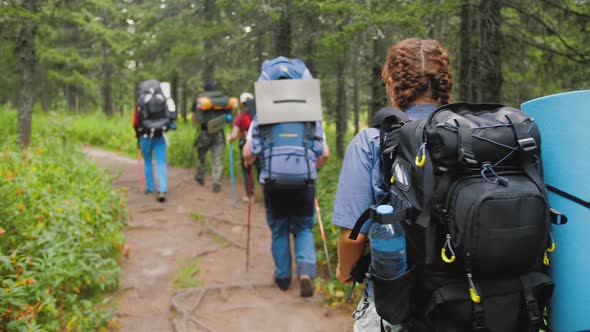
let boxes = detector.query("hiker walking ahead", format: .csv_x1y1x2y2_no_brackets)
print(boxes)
332,38,452,331
242,57,329,297
133,80,177,202
192,82,238,193
227,92,258,202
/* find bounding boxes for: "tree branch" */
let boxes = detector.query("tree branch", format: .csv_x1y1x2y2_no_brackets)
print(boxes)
504,2,588,58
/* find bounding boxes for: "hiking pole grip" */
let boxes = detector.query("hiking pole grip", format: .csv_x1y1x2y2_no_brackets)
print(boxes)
315,197,334,281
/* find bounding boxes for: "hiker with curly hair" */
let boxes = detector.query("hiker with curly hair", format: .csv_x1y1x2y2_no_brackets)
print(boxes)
332,38,453,331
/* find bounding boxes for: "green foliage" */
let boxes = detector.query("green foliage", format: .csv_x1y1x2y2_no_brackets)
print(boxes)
0,124,126,330
173,258,202,289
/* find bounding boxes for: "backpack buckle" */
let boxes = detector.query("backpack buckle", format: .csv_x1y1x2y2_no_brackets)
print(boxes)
518,137,538,153
458,148,477,165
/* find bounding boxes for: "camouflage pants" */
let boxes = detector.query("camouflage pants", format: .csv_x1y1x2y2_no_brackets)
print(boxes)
195,130,224,187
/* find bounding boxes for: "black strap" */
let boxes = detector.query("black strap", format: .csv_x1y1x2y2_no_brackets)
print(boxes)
472,302,489,332
349,207,374,241
349,194,390,240
547,185,590,209
506,113,539,155
455,118,477,165
303,122,313,184
264,126,274,184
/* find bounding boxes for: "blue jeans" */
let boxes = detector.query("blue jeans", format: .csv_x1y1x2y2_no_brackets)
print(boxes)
141,136,168,193
265,209,317,279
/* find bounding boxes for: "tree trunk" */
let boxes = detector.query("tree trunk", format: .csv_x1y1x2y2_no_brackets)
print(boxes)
369,37,387,122
16,0,37,147
40,67,48,112
202,0,216,84
102,62,114,116
303,6,318,76
478,0,503,102
83,93,90,113
181,80,188,122
335,58,348,158
458,0,474,102
275,0,292,57
172,72,179,104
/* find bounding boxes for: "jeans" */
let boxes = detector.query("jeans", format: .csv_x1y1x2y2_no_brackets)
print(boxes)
141,136,168,193
265,209,317,279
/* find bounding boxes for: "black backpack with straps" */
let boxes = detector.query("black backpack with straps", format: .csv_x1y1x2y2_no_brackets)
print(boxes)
137,80,173,133
351,103,566,332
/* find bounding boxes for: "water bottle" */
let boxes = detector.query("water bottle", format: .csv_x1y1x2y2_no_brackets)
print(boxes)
369,205,407,279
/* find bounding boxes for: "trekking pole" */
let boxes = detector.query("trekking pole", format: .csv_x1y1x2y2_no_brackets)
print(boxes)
228,140,236,207
314,197,334,281
136,137,145,192
246,166,253,272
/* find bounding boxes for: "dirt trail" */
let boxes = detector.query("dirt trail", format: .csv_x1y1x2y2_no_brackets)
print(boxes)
84,147,352,332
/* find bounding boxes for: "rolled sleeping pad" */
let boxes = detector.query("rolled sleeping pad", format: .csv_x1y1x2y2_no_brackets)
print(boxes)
521,90,590,332
206,113,232,134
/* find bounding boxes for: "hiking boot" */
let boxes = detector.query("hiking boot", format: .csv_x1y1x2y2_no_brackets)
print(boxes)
213,184,221,193
156,192,166,203
194,174,204,186
299,275,314,298
275,277,291,291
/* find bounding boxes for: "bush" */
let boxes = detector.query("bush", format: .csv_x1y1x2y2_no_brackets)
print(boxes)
0,134,126,331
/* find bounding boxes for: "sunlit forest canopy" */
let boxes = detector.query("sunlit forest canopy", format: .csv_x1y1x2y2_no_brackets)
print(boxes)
1,0,589,152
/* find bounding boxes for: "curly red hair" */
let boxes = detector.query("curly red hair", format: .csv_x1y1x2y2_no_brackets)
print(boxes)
382,38,453,110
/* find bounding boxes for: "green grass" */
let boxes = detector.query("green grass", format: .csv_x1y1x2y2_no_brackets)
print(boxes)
173,259,202,289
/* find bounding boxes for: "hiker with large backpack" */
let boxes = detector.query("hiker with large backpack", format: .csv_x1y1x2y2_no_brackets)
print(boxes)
192,82,238,193
242,57,330,297
133,79,177,202
334,37,559,332
332,38,452,331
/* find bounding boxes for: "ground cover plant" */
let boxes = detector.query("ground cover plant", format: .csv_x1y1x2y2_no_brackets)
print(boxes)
0,115,127,331
1,108,356,306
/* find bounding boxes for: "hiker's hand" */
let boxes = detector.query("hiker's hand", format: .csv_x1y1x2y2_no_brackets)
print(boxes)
227,134,235,142
336,263,353,285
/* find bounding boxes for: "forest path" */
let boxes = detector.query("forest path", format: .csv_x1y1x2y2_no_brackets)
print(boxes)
84,147,352,332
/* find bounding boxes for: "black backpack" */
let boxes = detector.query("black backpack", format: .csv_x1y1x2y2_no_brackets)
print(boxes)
137,80,174,133
351,103,566,332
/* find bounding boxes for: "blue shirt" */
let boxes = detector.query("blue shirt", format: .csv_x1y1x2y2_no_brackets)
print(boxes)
332,104,437,233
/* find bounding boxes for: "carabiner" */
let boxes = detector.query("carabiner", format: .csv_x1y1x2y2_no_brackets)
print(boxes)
543,251,550,266
547,232,556,253
467,273,481,303
441,234,456,263
415,142,427,167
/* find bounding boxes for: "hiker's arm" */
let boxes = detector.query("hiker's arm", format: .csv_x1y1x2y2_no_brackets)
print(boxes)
227,125,240,142
331,130,376,284
242,140,257,166
316,140,330,170
337,228,368,284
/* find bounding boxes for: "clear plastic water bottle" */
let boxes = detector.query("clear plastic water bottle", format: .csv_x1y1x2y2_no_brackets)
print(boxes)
369,205,407,279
